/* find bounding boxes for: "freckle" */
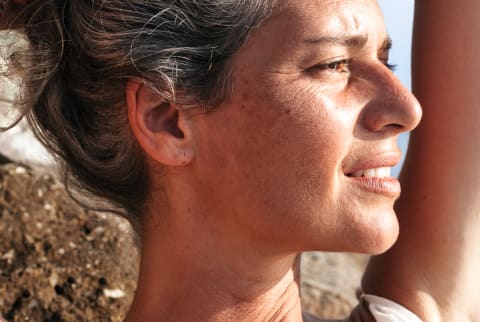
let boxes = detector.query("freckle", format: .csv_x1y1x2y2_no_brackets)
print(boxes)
285,109,291,115
423,195,428,200
241,105,246,110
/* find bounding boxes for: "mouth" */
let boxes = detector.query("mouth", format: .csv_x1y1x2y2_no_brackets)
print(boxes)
343,153,401,198
345,172,400,198
343,150,401,178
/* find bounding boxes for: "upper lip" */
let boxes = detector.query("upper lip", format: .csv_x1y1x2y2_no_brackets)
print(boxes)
343,150,402,176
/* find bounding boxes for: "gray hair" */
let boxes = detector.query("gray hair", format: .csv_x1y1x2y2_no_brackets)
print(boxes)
4,0,278,239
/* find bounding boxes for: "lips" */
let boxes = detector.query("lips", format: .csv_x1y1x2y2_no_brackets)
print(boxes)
343,152,401,197
348,176,401,197
344,151,401,177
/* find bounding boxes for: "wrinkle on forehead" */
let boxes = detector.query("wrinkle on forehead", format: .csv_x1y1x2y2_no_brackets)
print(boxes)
268,0,385,48
230,0,387,76
335,2,365,34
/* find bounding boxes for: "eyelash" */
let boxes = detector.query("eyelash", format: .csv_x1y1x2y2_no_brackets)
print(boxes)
310,59,397,74
383,62,397,71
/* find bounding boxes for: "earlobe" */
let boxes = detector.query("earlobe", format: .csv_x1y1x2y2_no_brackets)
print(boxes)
126,80,194,166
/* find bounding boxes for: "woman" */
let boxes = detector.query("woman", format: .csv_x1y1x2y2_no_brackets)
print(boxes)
1,0,479,321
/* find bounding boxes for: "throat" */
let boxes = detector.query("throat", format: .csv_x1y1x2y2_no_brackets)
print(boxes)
125,257,304,322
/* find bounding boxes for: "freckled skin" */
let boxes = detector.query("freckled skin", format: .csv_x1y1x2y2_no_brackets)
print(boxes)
186,0,421,254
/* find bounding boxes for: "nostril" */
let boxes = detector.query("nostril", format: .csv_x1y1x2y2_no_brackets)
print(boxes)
386,123,404,130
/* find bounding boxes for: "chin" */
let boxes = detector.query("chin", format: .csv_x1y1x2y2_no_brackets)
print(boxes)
331,207,400,255
357,212,400,255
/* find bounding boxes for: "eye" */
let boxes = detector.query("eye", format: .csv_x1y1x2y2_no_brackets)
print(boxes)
305,59,351,77
316,59,350,73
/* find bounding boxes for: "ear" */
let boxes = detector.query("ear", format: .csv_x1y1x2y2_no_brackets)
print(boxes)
126,80,194,166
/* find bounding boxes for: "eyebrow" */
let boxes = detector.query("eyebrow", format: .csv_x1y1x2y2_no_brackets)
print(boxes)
304,34,393,52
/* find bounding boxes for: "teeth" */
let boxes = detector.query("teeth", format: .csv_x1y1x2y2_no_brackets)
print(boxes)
350,167,391,178
376,167,391,178
363,169,375,178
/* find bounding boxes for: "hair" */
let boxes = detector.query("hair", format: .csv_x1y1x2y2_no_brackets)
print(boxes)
1,0,278,239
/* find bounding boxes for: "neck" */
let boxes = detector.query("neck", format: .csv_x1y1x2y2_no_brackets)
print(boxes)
124,174,306,322
124,219,304,322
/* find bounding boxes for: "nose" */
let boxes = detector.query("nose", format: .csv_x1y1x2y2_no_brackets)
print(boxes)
357,63,422,136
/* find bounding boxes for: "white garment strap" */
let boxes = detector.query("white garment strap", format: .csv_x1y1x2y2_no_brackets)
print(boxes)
362,294,423,322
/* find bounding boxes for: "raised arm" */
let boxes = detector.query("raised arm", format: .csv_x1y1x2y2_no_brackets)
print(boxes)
362,0,480,321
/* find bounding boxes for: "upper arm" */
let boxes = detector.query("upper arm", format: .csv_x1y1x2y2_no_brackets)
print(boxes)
410,0,480,195
362,1,480,320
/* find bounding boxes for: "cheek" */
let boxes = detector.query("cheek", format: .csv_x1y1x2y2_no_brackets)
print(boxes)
189,78,367,250
200,86,350,210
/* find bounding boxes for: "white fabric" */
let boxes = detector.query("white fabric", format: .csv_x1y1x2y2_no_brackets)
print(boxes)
362,294,423,322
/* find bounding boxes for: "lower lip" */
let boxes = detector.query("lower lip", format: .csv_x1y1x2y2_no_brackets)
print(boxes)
347,176,401,198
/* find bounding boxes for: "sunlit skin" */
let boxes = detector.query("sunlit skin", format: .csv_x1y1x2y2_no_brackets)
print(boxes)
183,0,421,255
125,0,421,321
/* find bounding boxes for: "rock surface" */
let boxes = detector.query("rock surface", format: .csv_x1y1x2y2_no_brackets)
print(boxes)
1,31,53,167
301,252,368,318
0,163,138,322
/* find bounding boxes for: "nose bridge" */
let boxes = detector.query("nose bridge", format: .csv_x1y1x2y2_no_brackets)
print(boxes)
360,63,422,134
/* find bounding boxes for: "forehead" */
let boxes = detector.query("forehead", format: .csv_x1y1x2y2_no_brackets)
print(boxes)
229,0,388,77
267,0,386,43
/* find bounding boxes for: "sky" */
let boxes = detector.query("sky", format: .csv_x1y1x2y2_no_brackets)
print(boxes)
377,0,415,177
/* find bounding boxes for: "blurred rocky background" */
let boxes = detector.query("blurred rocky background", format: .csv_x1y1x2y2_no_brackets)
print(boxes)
0,31,368,321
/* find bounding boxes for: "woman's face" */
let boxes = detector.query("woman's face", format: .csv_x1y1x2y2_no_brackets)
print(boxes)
187,0,421,254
